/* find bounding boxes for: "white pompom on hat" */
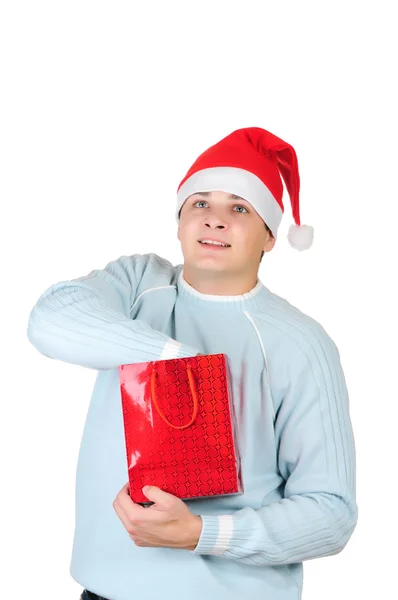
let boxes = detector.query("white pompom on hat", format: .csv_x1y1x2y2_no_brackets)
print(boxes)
287,224,314,251
175,127,314,250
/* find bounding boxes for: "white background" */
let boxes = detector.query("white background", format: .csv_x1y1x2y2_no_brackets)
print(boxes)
1,1,397,598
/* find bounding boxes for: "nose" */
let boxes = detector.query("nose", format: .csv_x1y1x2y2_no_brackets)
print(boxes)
204,213,228,229
205,222,226,229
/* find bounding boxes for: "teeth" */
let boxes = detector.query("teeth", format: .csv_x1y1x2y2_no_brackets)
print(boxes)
200,240,230,247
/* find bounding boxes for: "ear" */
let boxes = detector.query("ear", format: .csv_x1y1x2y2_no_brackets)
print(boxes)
263,234,276,254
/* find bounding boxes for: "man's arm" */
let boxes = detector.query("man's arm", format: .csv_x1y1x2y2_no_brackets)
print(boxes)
27,253,200,370
192,326,358,566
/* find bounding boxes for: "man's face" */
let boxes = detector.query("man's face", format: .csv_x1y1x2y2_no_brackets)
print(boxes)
177,190,275,276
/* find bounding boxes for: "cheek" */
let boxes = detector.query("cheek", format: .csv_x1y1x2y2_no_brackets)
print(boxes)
241,229,264,251
180,217,197,233
178,223,196,244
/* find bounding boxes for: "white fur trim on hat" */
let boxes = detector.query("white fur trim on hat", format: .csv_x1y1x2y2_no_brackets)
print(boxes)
176,167,283,239
287,224,314,250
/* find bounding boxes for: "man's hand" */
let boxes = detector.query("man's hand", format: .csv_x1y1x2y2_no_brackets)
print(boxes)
113,483,203,550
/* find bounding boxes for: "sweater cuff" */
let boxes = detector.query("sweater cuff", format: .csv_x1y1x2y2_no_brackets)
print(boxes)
191,514,234,556
160,338,200,360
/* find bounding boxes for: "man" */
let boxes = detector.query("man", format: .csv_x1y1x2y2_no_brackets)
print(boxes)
27,127,358,600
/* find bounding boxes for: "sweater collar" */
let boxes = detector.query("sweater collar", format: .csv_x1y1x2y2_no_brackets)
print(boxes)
176,268,271,312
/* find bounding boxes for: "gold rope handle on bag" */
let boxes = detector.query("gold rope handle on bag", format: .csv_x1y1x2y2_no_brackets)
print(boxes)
150,364,199,430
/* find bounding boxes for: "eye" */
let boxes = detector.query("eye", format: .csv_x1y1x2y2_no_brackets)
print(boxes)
193,200,248,213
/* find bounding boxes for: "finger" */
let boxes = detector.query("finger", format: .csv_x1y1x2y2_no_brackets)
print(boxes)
113,485,145,528
116,484,146,517
118,482,130,496
143,485,180,507
113,502,143,545
113,497,133,532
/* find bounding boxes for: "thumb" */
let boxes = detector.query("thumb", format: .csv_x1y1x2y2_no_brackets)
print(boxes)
142,485,176,505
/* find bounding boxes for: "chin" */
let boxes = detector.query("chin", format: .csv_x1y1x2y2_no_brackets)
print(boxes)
182,243,239,269
187,257,237,274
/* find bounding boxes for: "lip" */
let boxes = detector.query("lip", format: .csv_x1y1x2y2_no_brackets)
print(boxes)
198,238,230,246
198,240,231,251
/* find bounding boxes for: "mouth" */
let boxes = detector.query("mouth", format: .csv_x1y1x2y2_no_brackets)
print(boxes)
198,240,231,250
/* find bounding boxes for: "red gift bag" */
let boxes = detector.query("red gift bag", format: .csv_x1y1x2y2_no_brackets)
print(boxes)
118,353,243,504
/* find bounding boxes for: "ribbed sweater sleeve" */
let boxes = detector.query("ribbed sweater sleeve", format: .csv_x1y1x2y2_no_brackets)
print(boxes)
192,326,358,565
27,254,200,370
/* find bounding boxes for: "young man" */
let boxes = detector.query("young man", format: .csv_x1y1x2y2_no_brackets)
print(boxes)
27,127,358,600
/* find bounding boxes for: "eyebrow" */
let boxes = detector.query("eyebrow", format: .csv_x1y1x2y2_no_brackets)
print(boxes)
193,191,248,203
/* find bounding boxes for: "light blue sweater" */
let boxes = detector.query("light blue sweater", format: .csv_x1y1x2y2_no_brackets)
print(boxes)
27,252,358,600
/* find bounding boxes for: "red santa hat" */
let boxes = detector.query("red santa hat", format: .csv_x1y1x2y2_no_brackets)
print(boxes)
176,127,314,250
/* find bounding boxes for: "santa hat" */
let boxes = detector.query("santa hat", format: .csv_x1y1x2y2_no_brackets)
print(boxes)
175,127,314,250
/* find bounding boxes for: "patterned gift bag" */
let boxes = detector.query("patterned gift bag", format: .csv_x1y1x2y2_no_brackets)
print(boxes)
118,353,244,504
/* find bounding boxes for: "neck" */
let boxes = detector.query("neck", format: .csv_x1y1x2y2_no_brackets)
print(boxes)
182,265,259,296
